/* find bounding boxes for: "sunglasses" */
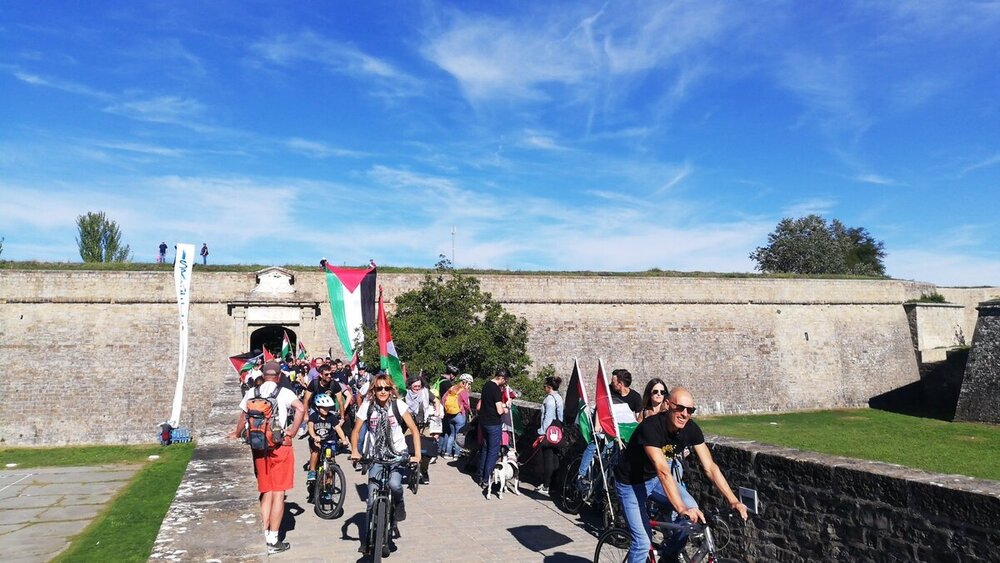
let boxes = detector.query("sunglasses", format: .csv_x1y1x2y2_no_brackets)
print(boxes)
651,389,666,396
670,402,697,415
374,385,393,392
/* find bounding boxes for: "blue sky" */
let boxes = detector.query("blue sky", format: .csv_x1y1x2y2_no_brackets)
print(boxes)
1,1,998,285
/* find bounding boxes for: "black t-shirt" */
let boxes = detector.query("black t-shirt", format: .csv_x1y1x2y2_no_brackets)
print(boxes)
307,378,342,408
309,410,340,440
614,415,705,485
332,370,349,388
478,380,503,426
614,388,642,414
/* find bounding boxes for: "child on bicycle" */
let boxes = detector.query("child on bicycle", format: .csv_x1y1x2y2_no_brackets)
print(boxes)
306,393,347,484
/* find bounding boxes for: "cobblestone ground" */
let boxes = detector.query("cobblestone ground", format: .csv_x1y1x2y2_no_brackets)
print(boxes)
272,436,596,562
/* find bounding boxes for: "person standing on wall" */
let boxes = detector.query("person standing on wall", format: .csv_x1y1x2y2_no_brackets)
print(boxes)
158,241,168,264
227,361,305,554
200,243,209,265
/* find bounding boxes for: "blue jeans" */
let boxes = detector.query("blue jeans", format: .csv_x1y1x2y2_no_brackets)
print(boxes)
365,462,404,533
615,472,698,563
578,441,599,478
478,423,502,484
442,413,466,457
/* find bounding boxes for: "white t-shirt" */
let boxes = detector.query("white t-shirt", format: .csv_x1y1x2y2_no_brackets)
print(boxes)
240,381,299,431
356,398,409,455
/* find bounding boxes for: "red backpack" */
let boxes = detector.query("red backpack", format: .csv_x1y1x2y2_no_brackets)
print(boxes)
245,386,284,451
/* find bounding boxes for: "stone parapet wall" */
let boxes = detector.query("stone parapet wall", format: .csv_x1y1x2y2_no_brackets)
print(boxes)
685,437,1000,562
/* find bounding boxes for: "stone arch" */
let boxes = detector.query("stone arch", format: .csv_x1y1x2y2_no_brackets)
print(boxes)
249,325,297,360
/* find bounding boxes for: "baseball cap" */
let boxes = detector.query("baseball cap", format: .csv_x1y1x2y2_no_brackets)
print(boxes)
261,361,281,376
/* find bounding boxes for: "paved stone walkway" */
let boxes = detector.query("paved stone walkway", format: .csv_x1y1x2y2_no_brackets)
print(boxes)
153,372,599,561
271,437,596,562
0,464,140,563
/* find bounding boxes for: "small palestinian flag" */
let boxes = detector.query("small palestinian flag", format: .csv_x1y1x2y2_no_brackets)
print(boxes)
263,347,275,362
281,330,292,360
563,359,593,443
297,340,308,360
377,287,406,392
595,358,638,443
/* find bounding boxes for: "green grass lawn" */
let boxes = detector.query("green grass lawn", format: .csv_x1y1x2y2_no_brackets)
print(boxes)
698,409,1000,481
1,443,195,562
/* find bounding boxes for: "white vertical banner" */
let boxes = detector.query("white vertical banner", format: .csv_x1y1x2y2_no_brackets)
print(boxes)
170,243,196,427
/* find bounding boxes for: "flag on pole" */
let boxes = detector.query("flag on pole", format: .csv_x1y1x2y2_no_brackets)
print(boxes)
263,346,275,362
297,340,308,360
594,359,638,443
377,287,406,392
323,262,378,359
281,330,292,360
229,353,263,377
563,359,593,443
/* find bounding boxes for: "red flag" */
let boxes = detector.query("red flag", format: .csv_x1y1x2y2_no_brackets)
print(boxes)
263,346,275,361
594,359,617,439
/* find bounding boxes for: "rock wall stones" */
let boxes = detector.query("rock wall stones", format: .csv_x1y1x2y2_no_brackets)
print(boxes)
0,270,960,444
955,301,1000,424
685,437,1000,562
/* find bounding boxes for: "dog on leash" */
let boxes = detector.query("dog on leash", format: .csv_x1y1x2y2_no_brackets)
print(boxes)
488,446,520,500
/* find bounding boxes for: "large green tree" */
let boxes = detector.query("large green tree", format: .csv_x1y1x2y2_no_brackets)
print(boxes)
357,266,531,381
76,211,132,263
750,214,886,276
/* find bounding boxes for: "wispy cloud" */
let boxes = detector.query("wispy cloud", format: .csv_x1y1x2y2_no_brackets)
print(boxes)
651,161,693,196
960,152,1000,176
284,138,369,159
11,69,112,100
854,173,898,186
251,31,417,95
519,131,570,151
781,198,837,218
776,53,870,138
103,95,205,126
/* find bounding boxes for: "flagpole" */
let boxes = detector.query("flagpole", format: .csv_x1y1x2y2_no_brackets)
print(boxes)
592,428,615,524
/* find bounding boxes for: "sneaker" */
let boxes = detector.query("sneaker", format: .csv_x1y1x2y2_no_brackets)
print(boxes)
538,485,549,495
306,471,316,482
429,456,438,464
482,483,491,500
419,474,430,485
267,541,291,554
394,501,407,521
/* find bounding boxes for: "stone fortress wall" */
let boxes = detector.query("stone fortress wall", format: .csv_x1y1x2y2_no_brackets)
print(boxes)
0,269,994,445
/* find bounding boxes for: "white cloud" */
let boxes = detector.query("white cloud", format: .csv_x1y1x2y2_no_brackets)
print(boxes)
854,173,897,186
780,198,837,218
960,152,1000,176
11,69,112,100
651,161,693,195
887,248,1000,286
104,95,205,125
285,138,369,159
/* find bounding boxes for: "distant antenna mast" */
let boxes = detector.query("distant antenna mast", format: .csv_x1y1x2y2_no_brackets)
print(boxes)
451,226,456,266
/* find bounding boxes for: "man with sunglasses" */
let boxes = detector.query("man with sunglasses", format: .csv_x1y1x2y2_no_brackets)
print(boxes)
613,387,748,563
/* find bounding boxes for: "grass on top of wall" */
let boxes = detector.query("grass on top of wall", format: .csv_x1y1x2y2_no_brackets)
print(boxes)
698,409,1000,481
51,442,195,563
0,260,887,280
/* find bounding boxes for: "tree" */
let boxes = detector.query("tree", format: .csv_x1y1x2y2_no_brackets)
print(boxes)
750,214,885,276
357,270,531,382
76,211,132,263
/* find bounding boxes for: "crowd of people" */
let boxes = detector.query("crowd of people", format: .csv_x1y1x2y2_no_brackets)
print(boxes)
228,353,748,561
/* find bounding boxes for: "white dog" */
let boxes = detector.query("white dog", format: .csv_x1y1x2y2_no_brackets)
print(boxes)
488,447,521,500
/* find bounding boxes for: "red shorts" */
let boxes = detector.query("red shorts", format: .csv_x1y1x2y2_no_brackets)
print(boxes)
252,444,294,493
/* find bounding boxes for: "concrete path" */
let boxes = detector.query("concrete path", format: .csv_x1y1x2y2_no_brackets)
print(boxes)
270,437,596,562
0,464,140,563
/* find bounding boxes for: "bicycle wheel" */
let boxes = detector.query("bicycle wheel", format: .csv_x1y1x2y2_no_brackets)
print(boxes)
594,527,634,563
312,466,336,519
329,462,346,519
560,456,585,514
371,498,389,563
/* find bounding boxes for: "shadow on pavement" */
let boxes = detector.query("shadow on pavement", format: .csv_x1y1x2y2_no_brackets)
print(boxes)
278,501,305,541
508,524,572,552
543,554,592,563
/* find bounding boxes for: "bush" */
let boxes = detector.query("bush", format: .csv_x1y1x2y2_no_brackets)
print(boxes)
907,292,948,303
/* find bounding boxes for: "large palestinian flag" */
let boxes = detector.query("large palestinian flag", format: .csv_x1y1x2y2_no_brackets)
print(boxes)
323,263,378,358
594,358,638,444
377,288,406,392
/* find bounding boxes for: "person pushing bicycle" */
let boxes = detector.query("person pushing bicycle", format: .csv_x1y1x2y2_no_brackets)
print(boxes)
613,386,748,563
349,372,421,553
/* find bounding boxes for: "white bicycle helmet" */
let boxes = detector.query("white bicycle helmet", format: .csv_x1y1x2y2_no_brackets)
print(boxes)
459,373,474,384
314,393,335,408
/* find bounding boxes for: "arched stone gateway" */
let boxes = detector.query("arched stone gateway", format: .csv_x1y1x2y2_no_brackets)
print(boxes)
228,267,322,357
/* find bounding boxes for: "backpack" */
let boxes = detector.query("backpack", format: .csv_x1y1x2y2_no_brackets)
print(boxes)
444,390,461,415
245,386,285,451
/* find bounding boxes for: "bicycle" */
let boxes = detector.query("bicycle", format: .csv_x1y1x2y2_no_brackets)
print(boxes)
561,440,625,529
594,507,740,563
312,439,346,519
360,455,408,562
